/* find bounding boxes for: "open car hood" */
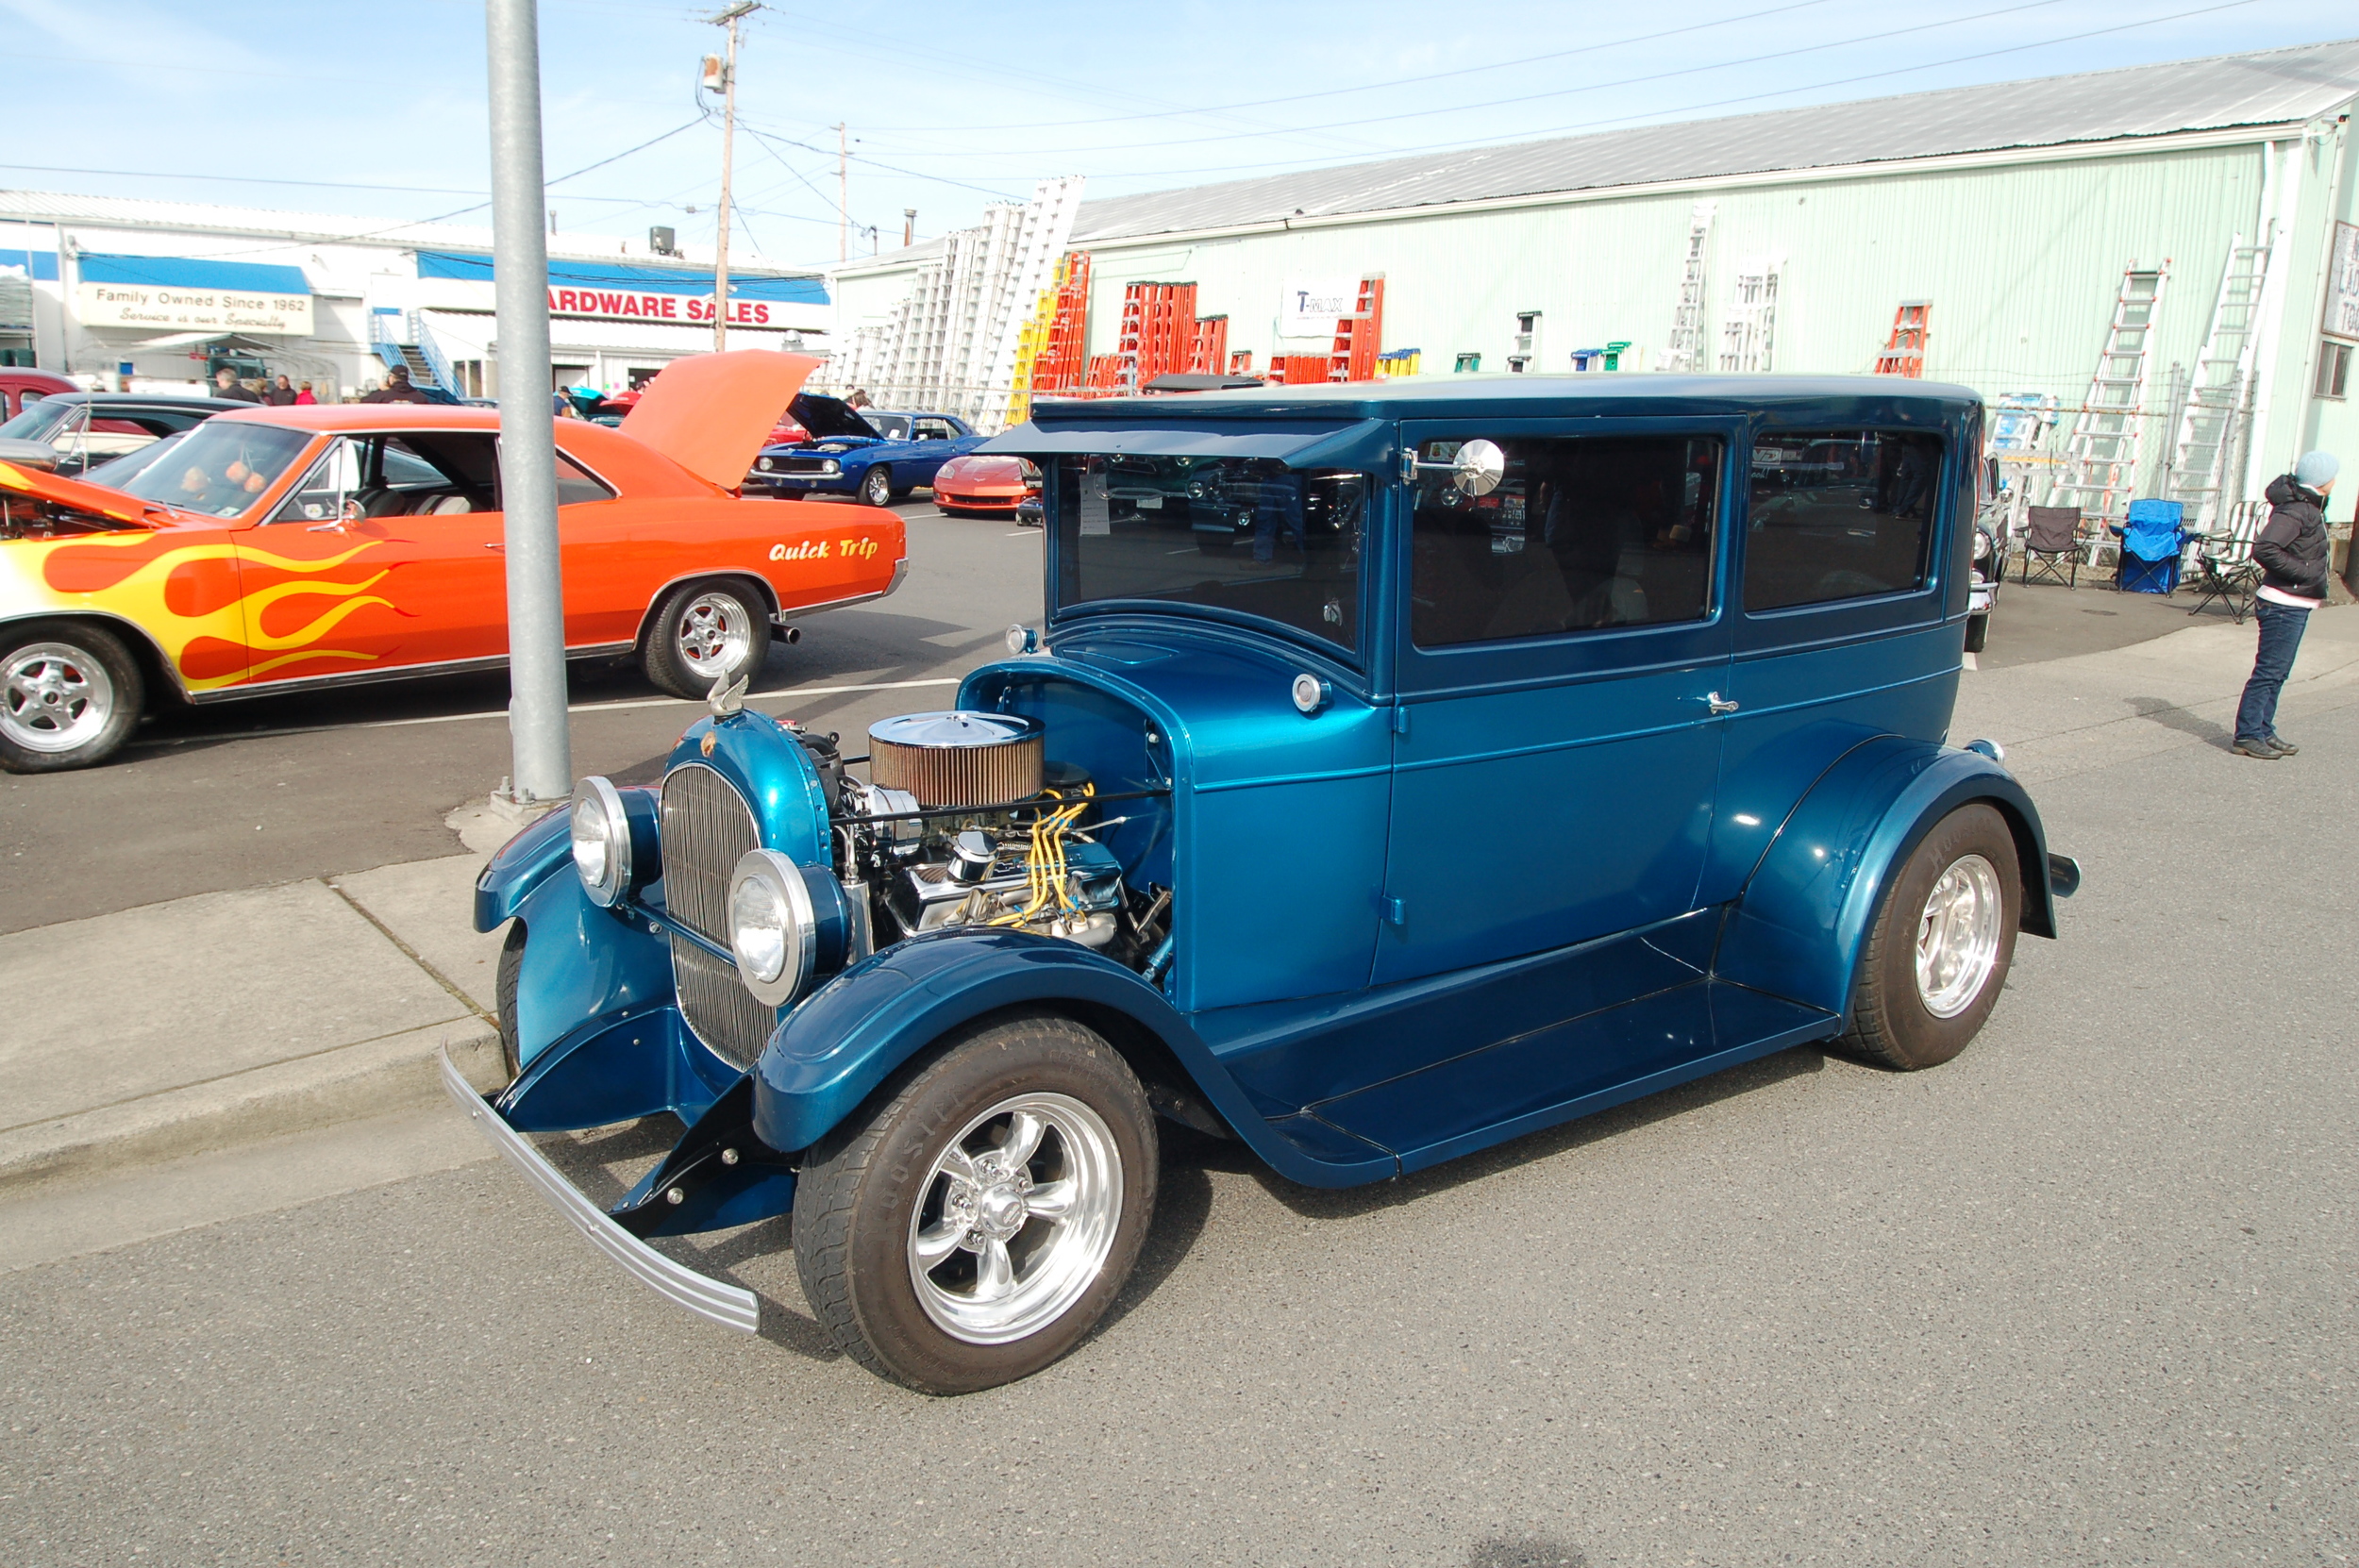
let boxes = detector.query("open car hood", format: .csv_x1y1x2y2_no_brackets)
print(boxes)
620,351,821,489
786,392,881,442
0,458,170,528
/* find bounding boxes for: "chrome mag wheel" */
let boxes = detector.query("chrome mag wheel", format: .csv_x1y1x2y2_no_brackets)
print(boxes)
907,1093,1123,1345
674,592,752,682
1915,852,2004,1018
2,642,114,755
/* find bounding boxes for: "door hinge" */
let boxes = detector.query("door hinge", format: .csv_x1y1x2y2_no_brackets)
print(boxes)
1390,705,1411,735
1383,895,1407,926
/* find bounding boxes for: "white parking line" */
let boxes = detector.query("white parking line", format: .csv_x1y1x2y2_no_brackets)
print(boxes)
127,677,963,750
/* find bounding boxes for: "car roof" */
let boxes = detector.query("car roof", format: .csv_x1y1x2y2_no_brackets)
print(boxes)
209,404,506,431
37,392,255,410
1030,374,1983,424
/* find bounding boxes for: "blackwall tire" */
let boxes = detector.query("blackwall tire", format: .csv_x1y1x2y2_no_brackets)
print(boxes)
1838,803,2020,1071
0,622,143,774
1964,613,1989,654
495,922,527,1083
792,1013,1158,1394
643,578,772,700
861,467,894,508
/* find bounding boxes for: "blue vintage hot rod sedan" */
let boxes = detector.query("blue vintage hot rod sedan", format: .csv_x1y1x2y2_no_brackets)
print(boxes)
451,375,2078,1393
745,393,983,507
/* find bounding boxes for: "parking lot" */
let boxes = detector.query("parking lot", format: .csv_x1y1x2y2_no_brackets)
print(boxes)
5,494,2355,1565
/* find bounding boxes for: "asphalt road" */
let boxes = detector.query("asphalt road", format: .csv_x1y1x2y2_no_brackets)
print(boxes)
4,686,2351,1565
0,501,1042,932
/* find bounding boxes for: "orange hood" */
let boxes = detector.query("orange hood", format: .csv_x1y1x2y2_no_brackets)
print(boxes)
620,350,820,491
0,459,173,529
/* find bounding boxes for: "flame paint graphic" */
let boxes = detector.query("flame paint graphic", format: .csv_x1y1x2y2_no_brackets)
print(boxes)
4,528,395,692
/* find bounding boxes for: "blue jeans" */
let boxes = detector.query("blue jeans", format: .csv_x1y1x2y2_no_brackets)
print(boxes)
2235,599,2310,743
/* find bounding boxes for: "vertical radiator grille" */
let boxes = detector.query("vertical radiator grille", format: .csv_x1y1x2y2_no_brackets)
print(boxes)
659,763,775,1070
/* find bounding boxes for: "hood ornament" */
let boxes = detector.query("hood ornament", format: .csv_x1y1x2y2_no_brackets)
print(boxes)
708,672,749,718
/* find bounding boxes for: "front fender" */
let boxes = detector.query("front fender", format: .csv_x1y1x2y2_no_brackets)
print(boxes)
473,804,573,931
750,930,1357,1185
1715,738,2061,1019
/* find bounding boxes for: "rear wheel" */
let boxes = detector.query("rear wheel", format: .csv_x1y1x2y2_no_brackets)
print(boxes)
0,623,143,773
1963,613,1989,654
793,1014,1157,1393
643,578,772,699
1839,804,2020,1070
860,466,895,508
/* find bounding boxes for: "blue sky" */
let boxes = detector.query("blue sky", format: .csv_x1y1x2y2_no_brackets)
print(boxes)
3,0,2352,271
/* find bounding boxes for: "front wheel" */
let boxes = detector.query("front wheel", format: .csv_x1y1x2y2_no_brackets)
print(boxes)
1964,613,1989,654
0,623,144,773
860,466,895,508
1839,803,2020,1070
793,1014,1158,1393
642,578,772,700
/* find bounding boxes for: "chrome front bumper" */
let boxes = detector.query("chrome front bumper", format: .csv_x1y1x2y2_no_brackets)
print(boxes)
439,1048,761,1333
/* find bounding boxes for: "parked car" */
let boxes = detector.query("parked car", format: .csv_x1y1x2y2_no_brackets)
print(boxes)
0,392,249,478
0,369,76,421
0,353,905,772
453,374,2078,1394
746,394,986,507
930,452,1039,516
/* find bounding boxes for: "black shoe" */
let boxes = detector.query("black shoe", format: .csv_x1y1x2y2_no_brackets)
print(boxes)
2233,738,2283,759
2266,734,2299,755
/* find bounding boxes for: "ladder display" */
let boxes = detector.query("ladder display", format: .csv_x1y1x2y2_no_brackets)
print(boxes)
2168,232,2272,531
1326,275,1385,382
2051,262,2170,529
1873,301,1931,376
1716,261,1779,374
1661,202,1715,374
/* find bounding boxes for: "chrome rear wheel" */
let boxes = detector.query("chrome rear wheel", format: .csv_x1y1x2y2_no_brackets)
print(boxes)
1915,852,2004,1018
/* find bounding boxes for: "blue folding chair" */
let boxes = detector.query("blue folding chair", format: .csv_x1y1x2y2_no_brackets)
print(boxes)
2114,499,2186,595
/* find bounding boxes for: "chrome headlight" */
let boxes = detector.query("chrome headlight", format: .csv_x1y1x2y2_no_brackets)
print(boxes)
820,459,840,476
757,456,774,472
727,849,850,1007
1973,527,1995,561
570,776,631,908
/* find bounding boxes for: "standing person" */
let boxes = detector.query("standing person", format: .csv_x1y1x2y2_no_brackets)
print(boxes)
360,365,432,405
209,366,260,403
2233,450,2337,759
293,381,317,405
265,374,298,406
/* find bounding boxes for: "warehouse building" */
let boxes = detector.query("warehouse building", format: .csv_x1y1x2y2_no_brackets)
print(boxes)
0,192,828,401
833,39,2359,522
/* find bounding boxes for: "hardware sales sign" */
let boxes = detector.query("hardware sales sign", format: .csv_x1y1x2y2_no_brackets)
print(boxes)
547,287,778,326
77,282,313,335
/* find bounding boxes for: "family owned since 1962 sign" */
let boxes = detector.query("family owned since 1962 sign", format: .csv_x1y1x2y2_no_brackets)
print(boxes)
75,281,314,336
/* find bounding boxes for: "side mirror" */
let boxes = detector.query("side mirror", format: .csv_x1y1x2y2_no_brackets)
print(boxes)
1452,439,1506,497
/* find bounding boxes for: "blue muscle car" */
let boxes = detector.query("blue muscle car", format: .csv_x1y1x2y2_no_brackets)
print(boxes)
452,375,2079,1394
745,393,983,506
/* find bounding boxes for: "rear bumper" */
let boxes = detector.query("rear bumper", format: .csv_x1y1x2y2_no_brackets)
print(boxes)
440,1047,761,1333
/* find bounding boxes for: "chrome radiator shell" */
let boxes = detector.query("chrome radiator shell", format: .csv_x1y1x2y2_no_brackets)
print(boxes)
658,762,778,1071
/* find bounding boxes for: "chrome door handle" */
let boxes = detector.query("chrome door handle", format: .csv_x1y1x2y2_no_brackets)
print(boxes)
1705,692,1739,715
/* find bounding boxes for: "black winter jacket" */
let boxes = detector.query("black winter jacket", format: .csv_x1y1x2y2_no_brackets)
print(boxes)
2252,474,2330,602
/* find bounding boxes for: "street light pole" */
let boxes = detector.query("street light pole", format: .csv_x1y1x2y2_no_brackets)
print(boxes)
708,1,755,353
485,0,571,806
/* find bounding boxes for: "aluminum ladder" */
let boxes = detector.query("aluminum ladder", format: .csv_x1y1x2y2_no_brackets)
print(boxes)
1716,260,1779,374
1661,201,1715,374
2051,262,2169,539
2168,232,2271,531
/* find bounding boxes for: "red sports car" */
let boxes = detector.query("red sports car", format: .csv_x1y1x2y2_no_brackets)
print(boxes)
930,452,1038,516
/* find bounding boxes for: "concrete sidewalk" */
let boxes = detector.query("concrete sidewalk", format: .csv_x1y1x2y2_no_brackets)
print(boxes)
1,607,2351,1199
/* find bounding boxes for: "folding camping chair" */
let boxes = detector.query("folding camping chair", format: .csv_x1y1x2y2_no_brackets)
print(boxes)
2022,505,2084,588
2113,499,2186,595
2185,501,2266,623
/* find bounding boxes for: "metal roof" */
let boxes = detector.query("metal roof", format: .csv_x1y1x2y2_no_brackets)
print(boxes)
1070,38,2359,244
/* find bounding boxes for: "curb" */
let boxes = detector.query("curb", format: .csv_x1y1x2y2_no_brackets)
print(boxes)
0,1018,506,1196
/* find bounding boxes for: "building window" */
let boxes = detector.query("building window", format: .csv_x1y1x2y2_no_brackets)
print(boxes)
1454,352,1481,374
2317,339,2352,400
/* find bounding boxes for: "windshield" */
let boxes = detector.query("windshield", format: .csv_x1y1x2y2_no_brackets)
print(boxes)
109,422,313,517
0,400,70,441
1052,455,1365,653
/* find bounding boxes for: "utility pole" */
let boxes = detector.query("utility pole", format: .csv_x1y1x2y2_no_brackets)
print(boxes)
485,0,571,805
705,2,756,352
837,122,848,263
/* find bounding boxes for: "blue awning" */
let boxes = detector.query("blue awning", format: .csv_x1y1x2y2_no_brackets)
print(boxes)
78,254,310,293
415,250,828,305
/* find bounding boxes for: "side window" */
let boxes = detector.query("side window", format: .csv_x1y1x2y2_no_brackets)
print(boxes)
912,418,955,442
1409,434,1721,647
1745,431,1942,610
555,453,614,504
269,439,363,525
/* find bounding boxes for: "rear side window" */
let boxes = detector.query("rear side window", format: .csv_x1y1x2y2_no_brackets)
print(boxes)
1745,431,1941,610
1409,434,1721,647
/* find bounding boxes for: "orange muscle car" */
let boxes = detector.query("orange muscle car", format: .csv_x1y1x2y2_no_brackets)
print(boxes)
0,352,905,772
